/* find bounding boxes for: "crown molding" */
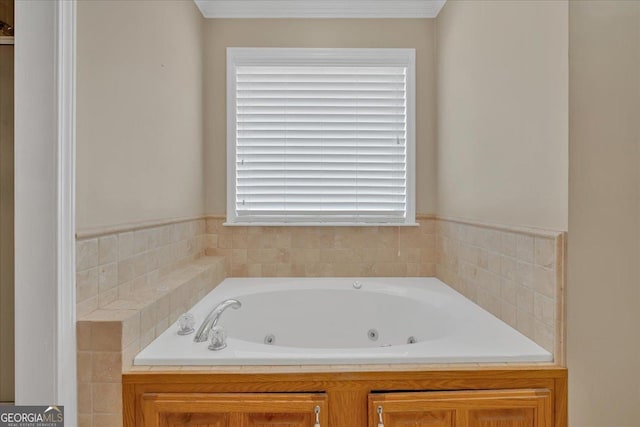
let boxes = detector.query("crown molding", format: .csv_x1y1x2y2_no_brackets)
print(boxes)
194,0,446,19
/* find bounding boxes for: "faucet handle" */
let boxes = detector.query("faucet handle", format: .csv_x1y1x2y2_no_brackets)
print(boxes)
177,313,195,335
208,326,228,351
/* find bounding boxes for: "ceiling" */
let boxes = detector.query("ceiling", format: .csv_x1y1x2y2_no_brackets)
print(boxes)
193,0,447,19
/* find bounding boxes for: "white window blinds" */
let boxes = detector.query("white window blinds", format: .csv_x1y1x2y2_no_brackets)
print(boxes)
227,49,416,225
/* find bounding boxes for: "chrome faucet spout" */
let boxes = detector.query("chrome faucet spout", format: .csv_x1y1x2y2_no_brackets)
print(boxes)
193,299,241,343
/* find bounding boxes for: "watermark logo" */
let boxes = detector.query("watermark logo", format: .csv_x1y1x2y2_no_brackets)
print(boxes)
0,406,64,427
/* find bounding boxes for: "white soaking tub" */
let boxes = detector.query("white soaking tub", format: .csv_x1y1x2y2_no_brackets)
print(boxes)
135,277,552,365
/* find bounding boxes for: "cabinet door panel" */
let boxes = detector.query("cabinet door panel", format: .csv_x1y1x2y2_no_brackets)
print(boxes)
142,393,327,427
383,410,454,427
161,413,231,427
369,389,551,427
245,413,313,427
468,408,536,427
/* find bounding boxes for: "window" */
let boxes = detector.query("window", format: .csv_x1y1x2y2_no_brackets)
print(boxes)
226,48,415,225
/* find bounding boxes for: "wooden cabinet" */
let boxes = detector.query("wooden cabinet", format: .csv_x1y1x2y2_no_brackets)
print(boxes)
124,368,567,427
141,393,327,427
369,389,552,427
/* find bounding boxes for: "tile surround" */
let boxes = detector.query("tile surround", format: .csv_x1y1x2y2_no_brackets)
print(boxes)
75,214,565,427
435,218,565,358
204,215,437,277
75,219,207,317
76,256,226,427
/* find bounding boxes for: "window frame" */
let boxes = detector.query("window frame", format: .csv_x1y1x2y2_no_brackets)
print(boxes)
226,47,416,226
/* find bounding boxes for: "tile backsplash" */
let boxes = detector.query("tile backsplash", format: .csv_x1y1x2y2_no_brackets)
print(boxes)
204,216,436,277
75,219,207,317
435,219,565,357
76,215,565,359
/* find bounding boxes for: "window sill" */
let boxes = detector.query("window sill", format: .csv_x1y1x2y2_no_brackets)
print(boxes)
222,222,420,227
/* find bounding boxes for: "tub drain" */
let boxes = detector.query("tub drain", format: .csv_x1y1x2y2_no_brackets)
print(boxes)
264,334,276,345
407,336,417,344
368,329,379,341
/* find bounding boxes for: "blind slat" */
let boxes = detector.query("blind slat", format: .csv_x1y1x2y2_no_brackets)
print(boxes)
233,64,408,223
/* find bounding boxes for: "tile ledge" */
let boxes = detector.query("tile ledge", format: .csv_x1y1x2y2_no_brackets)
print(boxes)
78,256,226,321
436,215,566,238
76,214,206,239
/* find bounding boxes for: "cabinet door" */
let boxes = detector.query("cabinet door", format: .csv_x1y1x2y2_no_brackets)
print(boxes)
141,393,327,427
369,389,552,427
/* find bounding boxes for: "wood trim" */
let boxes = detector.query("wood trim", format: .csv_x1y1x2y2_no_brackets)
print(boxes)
554,376,568,427
124,367,568,385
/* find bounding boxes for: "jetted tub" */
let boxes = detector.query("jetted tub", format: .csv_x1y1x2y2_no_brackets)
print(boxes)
135,277,552,365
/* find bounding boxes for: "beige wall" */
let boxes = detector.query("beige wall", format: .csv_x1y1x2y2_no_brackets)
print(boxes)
568,1,640,425
203,19,437,215
76,0,205,231
0,45,14,402
436,1,569,231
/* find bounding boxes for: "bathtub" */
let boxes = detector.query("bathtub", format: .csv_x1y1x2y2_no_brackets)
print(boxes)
135,277,552,365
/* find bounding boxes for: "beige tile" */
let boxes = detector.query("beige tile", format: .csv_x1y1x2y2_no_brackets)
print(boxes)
117,232,135,260
515,261,534,288
155,317,169,337
121,338,141,372
534,320,555,353
516,286,534,315
499,232,517,257
534,292,555,326
487,251,501,274
90,322,121,351
93,413,123,427
534,237,556,269
421,263,436,276
500,279,517,306
78,414,92,427
516,311,535,339
77,239,99,271
499,256,517,281
500,302,517,328
77,382,92,414
122,313,141,348
534,266,556,298
98,235,118,265
77,268,99,303
206,234,218,249
140,327,155,349
92,383,123,413
92,352,122,383
484,229,502,253
140,305,156,333
98,262,118,293
77,296,99,318
77,322,92,350
98,288,118,308
117,258,136,284
516,234,535,263
133,229,150,254
77,351,92,383
477,248,489,269
147,227,164,249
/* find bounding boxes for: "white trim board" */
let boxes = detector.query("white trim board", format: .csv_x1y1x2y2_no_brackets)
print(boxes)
14,0,77,421
194,0,446,18
56,0,78,420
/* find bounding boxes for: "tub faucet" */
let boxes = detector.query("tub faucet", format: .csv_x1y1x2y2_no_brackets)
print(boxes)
193,299,242,343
